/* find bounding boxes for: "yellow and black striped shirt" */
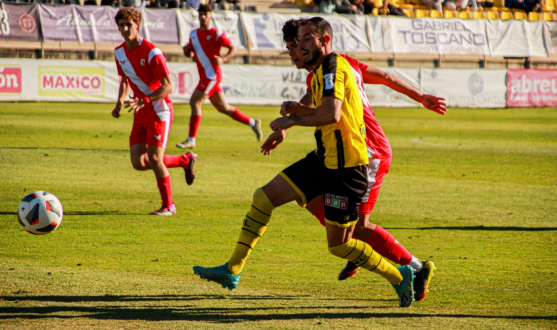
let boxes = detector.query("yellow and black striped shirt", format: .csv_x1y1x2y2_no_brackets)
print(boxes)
310,53,369,169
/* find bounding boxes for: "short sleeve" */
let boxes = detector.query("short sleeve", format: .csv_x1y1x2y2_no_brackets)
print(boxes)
320,54,344,101
115,59,125,77
217,31,233,47
149,52,170,81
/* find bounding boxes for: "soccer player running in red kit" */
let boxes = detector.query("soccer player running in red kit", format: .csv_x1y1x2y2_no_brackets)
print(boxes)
261,18,446,302
112,7,196,216
176,4,263,150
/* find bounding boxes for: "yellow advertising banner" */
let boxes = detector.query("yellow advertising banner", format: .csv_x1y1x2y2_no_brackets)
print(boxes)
39,66,105,97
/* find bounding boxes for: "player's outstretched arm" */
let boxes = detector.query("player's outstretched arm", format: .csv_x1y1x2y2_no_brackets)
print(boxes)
363,67,447,115
280,91,315,117
125,75,173,114
112,77,130,118
261,129,288,155
270,96,340,131
183,44,193,58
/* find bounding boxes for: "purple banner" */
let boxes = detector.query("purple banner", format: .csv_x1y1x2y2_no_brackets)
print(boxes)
141,8,178,45
0,3,41,41
40,4,79,41
74,6,121,43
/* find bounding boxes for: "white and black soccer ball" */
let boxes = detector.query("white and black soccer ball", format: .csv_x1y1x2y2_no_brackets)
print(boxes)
18,191,63,235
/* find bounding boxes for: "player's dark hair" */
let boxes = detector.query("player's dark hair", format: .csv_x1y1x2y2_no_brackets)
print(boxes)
300,17,333,40
198,4,213,14
114,7,142,25
282,19,306,43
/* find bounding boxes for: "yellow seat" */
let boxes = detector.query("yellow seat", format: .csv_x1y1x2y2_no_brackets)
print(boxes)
459,11,472,18
403,8,415,17
486,11,500,19
514,11,527,19
444,10,457,17
544,0,555,11
484,6,498,11
371,7,379,15
399,4,415,8
473,11,487,18
415,9,429,17
500,11,513,20
511,8,526,12
542,12,555,20
430,9,442,17
493,0,504,6
528,12,541,20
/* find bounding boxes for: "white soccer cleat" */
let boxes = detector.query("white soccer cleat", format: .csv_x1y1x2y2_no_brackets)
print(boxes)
176,138,195,150
252,119,263,142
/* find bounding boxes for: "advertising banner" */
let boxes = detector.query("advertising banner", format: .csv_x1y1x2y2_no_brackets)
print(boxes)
73,6,121,43
141,8,179,44
0,65,22,95
364,67,422,107
487,19,547,57
177,9,246,49
40,5,80,41
0,3,41,41
507,69,557,107
421,68,507,108
370,16,489,55
241,12,371,52
39,66,105,98
543,21,557,55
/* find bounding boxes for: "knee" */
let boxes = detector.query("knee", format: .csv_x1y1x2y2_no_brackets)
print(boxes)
328,241,353,259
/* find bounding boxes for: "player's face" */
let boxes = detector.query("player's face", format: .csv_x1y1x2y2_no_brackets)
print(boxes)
297,24,323,67
199,11,212,29
286,40,305,70
118,18,139,42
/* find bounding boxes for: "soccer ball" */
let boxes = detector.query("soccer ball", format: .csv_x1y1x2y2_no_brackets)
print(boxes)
18,191,63,235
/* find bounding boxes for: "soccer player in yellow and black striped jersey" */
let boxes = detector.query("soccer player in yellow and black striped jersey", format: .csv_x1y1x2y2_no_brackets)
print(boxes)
192,17,415,307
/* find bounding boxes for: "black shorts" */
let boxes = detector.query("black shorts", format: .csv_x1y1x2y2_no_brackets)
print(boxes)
280,152,368,227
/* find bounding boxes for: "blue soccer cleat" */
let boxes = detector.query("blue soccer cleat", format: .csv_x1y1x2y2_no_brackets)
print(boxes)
392,265,415,308
338,261,359,281
193,263,241,290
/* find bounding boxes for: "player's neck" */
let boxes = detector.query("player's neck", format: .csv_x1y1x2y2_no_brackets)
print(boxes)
199,25,211,31
125,36,141,50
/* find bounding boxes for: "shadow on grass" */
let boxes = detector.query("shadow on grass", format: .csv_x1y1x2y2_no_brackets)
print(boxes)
0,211,137,216
386,226,557,232
0,147,127,154
0,294,555,322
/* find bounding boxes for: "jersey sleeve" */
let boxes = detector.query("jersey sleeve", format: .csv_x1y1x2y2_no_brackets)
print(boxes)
320,54,345,101
148,49,170,81
217,30,233,47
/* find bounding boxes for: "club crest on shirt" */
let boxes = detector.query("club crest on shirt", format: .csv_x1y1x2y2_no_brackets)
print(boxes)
140,59,145,66
207,35,212,40
324,73,334,90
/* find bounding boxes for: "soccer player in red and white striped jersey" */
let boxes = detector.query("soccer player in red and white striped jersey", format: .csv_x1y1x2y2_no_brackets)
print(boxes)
176,4,262,150
112,7,196,216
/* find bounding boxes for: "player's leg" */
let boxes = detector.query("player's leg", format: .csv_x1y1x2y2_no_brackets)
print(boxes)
193,152,321,289
322,165,414,307
177,89,207,150
209,90,263,142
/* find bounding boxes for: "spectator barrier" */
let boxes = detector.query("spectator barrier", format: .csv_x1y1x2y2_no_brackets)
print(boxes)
1,3,557,57
2,57,556,107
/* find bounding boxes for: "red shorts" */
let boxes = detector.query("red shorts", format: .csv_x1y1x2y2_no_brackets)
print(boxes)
129,118,172,148
196,78,222,97
358,155,392,215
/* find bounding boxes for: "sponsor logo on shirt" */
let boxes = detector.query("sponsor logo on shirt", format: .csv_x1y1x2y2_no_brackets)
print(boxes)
120,60,126,65
324,73,334,90
207,35,211,40
325,194,348,209
154,134,162,140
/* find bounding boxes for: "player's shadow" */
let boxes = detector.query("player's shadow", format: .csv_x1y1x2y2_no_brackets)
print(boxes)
386,225,557,232
0,211,138,216
0,294,555,323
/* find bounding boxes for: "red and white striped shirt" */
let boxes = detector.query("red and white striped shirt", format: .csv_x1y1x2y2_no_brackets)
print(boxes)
187,27,232,82
114,37,173,124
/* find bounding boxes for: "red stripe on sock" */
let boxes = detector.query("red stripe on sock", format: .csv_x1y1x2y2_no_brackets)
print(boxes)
189,115,202,138
156,175,173,207
230,108,251,125
366,226,412,265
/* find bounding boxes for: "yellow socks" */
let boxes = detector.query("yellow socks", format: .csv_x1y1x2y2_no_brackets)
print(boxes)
228,188,275,275
329,238,403,284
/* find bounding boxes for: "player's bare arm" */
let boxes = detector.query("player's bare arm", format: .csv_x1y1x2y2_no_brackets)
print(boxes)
270,96,341,131
260,129,287,155
215,44,237,66
183,44,193,58
363,67,447,115
125,75,173,114
112,77,131,118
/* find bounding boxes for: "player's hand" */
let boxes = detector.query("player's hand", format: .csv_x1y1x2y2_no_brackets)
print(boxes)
270,117,294,131
124,97,144,114
421,94,447,115
112,103,122,118
261,130,287,155
280,101,299,117
214,55,224,66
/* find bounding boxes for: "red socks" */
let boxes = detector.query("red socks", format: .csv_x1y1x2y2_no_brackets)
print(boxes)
156,175,173,207
367,226,412,265
230,108,251,125
189,115,202,138
163,154,191,169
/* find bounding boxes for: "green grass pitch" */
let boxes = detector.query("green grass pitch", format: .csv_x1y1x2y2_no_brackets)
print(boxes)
0,102,556,329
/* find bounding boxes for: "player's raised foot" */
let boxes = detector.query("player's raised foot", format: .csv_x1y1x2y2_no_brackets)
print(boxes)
251,119,263,142
414,260,436,301
193,263,241,290
338,261,359,281
176,138,195,150
183,152,196,185
392,265,415,308
150,203,176,216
